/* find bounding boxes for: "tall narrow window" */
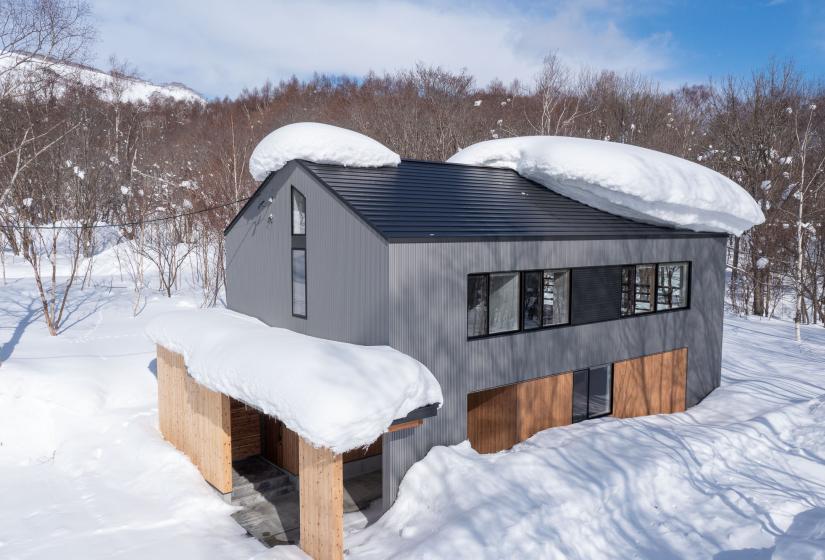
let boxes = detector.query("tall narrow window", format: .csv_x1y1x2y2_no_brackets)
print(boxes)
657,262,689,310
542,269,570,326
488,272,519,334
291,188,307,317
292,249,306,317
467,274,489,338
572,369,590,423
621,264,655,316
292,188,306,235
522,271,542,330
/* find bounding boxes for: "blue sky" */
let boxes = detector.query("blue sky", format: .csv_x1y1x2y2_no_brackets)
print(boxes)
88,0,825,99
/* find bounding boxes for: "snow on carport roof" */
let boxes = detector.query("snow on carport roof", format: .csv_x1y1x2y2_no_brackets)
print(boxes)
145,309,442,453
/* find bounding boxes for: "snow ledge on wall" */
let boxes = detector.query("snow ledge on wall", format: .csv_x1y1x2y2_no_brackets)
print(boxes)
145,309,442,453
447,136,765,235
248,122,401,181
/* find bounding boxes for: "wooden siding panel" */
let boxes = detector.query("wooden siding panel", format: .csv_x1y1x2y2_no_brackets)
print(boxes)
468,372,573,454
613,348,688,418
517,372,573,440
156,345,232,493
230,398,261,461
299,438,343,560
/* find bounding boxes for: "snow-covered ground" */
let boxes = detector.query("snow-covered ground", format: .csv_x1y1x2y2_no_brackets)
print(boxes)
1,248,824,559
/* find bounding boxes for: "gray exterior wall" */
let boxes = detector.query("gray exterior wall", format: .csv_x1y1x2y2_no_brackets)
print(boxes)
382,236,727,507
225,163,389,345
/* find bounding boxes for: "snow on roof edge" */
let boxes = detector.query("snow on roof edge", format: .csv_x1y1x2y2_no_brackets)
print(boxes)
447,136,765,236
146,309,442,453
248,122,400,181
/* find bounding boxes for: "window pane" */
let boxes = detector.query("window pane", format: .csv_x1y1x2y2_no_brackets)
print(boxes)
467,275,489,337
522,271,542,330
657,262,689,310
292,249,306,316
292,189,306,235
572,369,589,423
542,269,570,326
588,365,612,417
489,272,519,334
634,264,656,314
621,266,634,316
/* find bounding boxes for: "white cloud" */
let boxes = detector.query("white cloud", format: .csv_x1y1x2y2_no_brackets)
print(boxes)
88,0,674,98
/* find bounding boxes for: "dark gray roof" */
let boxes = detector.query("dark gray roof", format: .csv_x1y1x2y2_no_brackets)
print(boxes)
298,159,719,241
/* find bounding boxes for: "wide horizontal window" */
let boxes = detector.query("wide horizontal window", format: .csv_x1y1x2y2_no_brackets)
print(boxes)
623,262,690,316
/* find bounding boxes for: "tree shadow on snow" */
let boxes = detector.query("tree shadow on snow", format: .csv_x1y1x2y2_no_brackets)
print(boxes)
0,298,41,363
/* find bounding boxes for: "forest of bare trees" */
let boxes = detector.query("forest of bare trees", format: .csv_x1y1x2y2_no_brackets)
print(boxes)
1,0,824,337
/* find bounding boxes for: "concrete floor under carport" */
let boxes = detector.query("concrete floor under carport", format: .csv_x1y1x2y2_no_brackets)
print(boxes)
231,455,384,547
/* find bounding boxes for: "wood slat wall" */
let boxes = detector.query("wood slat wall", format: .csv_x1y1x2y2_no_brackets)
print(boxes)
299,437,344,560
613,347,687,418
156,345,232,493
230,398,261,461
467,372,573,454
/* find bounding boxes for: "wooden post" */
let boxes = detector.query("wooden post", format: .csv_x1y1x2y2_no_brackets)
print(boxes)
299,436,343,560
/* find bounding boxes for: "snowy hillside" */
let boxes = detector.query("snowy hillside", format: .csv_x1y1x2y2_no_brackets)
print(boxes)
0,52,205,103
0,246,824,559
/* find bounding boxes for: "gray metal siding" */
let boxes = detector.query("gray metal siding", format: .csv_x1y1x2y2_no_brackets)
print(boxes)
570,266,623,325
224,163,389,345
382,236,726,508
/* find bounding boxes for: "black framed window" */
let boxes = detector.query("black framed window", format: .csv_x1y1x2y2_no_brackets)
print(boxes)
291,188,306,235
572,364,613,423
542,269,570,326
657,262,689,310
489,272,520,334
622,263,656,316
522,271,542,330
291,187,307,318
467,274,489,338
292,249,307,317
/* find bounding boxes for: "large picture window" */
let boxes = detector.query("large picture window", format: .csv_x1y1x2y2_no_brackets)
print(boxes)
572,365,613,423
489,272,520,334
292,249,307,317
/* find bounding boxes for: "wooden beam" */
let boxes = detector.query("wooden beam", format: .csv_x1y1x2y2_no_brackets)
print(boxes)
299,437,343,560
387,419,423,433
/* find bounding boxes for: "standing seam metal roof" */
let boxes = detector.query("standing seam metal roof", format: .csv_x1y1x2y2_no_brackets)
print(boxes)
298,159,721,241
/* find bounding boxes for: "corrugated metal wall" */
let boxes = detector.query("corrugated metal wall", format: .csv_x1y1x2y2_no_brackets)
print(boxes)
224,163,389,345
382,236,726,507
570,266,623,325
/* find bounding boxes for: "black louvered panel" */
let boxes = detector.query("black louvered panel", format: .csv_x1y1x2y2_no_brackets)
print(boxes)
570,266,623,325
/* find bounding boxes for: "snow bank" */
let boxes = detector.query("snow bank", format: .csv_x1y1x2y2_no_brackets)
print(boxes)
447,136,765,235
145,309,441,452
249,122,400,181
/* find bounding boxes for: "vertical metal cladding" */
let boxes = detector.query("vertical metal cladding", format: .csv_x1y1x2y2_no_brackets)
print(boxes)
382,236,726,508
225,163,389,346
570,266,623,325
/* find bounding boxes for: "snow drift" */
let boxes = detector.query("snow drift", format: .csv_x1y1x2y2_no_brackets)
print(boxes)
145,309,442,452
447,136,765,235
248,122,401,181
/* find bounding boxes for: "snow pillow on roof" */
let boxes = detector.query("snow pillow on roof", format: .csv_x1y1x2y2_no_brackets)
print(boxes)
146,309,442,453
249,122,401,181
448,136,765,235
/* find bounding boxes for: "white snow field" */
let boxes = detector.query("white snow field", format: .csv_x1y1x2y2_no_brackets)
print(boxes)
448,136,765,235
1,246,824,559
146,309,442,453
248,123,401,181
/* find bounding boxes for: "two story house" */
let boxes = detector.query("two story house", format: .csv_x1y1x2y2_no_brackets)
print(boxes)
224,158,726,510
